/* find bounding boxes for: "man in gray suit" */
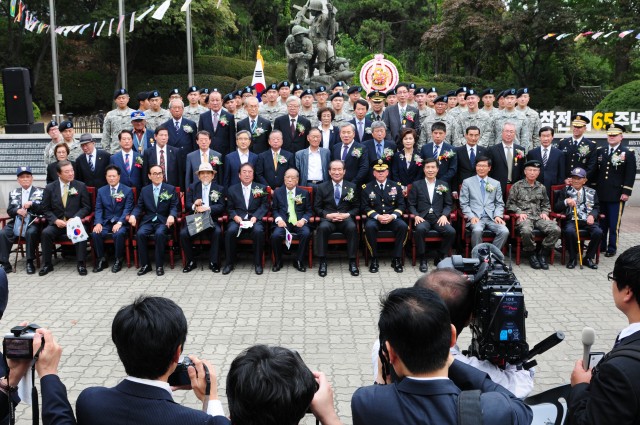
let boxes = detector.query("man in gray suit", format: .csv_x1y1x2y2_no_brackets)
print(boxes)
459,156,509,250
185,130,223,188
382,83,420,144
295,128,330,188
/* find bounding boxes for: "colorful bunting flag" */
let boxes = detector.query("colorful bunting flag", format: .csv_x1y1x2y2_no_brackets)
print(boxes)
129,12,136,32
151,0,171,20
619,30,634,38
180,0,192,12
137,5,155,21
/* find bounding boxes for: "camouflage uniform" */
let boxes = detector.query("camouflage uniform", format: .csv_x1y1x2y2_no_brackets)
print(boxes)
144,108,171,132
506,179,560,252
235,108,249,122
184,105,207,124
517,106,541,150
332,111,353,127
447,106,466,120
300,107,318,128
44,140,82,163
492,109,532,151
417,107,434,131
101,107,135,153
418,112,454,150
260,103,286,124
452,109,494,148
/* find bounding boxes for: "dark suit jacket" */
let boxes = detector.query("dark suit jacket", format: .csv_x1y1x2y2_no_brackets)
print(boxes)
272,186,312,223
408,178,452,218
488,143,526,198
163,117,197,158
319,125,341,150
553,185,599,219
185,149,223,189
42,180,92,224
198,109,236,156
223,151,259,189
331,142,369,186
557,137,598,181
351,360,532,425
237,116,272,154
185,181,225,218
47,161,76,184
40,374,231,425
110,150,143,193
255,149,295,189
142,145,184,190
226,182,269,221
350,118,374,144
94,184,134,226
391,150,423,186
382,103,420,143
527,146,565,197
314,180,359,218
596,145,636,202
273,115,311,153
131,183,179,226
130,128,156,153
74,149,111,189
569,331,640,425
420,142,457,184
452,144,487,191
363,139,397,181
6,186,45,228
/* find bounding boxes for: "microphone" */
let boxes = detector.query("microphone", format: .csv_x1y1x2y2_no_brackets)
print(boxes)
582,327,595,370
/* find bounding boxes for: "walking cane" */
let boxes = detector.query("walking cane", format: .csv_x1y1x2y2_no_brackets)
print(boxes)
572,206,583,269
13,217,25,271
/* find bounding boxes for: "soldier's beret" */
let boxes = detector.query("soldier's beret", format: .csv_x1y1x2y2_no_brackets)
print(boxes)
278,81,291,89
415,87,427,95
60,120,73,130
147,90,161,100
426,87,437,94
292,84,303,92
223,93,235,103
516,88,529,98
300,89,315,98
524,159,542,169
46,120,59,133
113,88,128,99
331,81,345,90
504,88,517,97
455,87,468,95
347,86,362,95
315,85,328,94
481,88,495,97
265,83,279,92
495,90,505,101
168,88,180,97
187,86,199,94
137,91,149,101
446,90,456,97
242,86,252,95
330,92,346,101
434,95,448,104
385,88,397,96
464,89,479,99
199,88,210,95
408,83,417,90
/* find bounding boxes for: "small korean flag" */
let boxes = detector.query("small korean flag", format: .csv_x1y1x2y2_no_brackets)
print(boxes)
66,217,88,243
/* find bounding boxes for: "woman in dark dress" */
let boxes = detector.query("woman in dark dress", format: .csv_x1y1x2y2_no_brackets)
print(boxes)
46,143,76,183
391,128,423,192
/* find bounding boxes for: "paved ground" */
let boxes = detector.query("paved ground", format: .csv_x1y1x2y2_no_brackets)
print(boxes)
4,207,639,424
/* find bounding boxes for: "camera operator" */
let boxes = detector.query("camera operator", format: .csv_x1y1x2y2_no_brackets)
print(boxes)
226,345,342,425
35,296,231,425
353,286,532,425
371,268,534,398
568,245,640,424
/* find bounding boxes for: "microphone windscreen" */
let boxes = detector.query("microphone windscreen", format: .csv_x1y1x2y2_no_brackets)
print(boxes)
582,326,595,346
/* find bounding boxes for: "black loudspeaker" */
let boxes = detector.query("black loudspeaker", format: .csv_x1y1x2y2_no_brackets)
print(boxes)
5,123,45,134
2,67,34,125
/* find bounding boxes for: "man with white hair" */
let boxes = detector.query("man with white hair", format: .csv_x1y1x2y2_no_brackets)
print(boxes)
273,96,312,153
162,99,197,160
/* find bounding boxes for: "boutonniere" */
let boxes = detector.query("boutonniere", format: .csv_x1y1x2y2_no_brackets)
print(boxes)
485,183,496,193
435,184,449,195
135,156,143,168
149,137,155,147
253,127,265,137
183,124,194,134
219,116,229,127
209,155,222,166
294,194,304,205
414,154,423,166
403,111,415,122
365,127,372,134
438,150,456,161
351,147,363,158
611,151,625,167
111,191,125,202
210,190,221,203
343,187,355,201
252,187,265,198
158,190,172,202
68,187,78,196
383,148,395,161
296,123,305,135
389,186,398,196
578,145,590,157
514,149,525,163
277,154,288,164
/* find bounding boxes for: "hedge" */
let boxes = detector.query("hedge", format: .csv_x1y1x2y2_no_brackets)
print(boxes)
128,74,239,101
195,55,288,82
595,80,640,112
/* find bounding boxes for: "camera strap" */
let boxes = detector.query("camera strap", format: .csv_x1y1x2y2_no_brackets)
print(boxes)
202,364,210,413
457,390,483,425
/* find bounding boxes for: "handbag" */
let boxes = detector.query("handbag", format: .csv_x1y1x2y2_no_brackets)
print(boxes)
185,212,214,236
12,214,30,238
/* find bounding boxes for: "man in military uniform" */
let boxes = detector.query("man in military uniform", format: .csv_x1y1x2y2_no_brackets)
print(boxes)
199,88,210,107
446,90,458,109
414,87,434,130
557,114,597,183
596,123,636,257
235,87,252,122
452,89,493,147
277,81,292,107
385,88,397,106
331,81,346,94
345,86,362,115
492,88,532,151
330,92,352,126
515,88,541,150
447,87,468,119
144,90,171,131
0,167,44,274
168,88,182,103
102,89,135,154
184,86,208,123
361,162,407,273
56,120,82,162
481,88,498,118
418,95,453,149
314,85,329,110
136,91,150,111
366,90,386,122
506,159,560,270
44,120,63,165
299,89,318,127
259,83,285,124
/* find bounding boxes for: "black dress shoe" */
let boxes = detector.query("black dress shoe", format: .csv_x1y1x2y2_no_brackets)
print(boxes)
156,266,164,276
137,264,152,276
255,265,263,275
39,264,54,276
605,251,616,257
77,263,88,276
26,261,35,275
349,260,359,276
537,251,549,270
271,261,283,272
210,263,220,273
585,258,598,269
566,258,576,269
318,261,328,277
529,254,541,269
293,260,306,272
93,258,108,273
369,258,379,273
0,263,13,274
183,261,197,273
419,259,428,273
222,264,234,275
392,258,403,273
112,258,123,273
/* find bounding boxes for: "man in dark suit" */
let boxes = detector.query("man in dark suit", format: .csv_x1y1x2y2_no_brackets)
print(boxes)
74,133,111,189
568,246,640,424
163,99,197,159
350,99,374,144
110,129,143,194
129,165,179,276
452,125,487,197
409,158,456,272
314,160,360,277
557,114,597,183
223,130,259,189
271,169,313,272
39,160,92,276
351,286,532,425
363,121,397,182
185,130,223,189
382,83,420,143
331,124,369,187
0,167,45,274
527,126,565,198
273,96,311,153
419,122,457,185
142,127,184,191
255,130,295,190
295,128,331,187
223,163,268,275
198,91,235,156
488,122,526,200
91,165,134,273
236,97,272,154
37,296,232,425
181,163,225,273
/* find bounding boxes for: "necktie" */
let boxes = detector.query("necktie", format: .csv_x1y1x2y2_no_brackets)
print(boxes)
175,121,180,132
287,191,297,224
124,153,131,174
358,121,364,141
433,146,439,159
62,184,69,208
153,186,159,206
89,154,94,172
273,152,279,170
213,112,219,131
202,151,208,164
111,187,116,205
334,183,341,205
160,149,166,182
341,145,349,161
480,179,486,201
376,143,383,159
506,146,513,181
251,120,257,133
469,147,476,168
573,139,578,147
542,148,548,167
609,147,614,157
400,108,405,119
614,334,622,348
290,118,296,139
379,183,384,192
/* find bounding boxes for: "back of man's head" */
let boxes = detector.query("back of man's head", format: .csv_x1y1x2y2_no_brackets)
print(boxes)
226,345,317,425
614,245,640,307
112,296,187,379
414,268,473,336
379,287,451,375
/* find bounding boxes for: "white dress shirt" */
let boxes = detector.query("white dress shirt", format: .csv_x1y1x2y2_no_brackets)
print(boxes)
22,186,32,204
307,148,323,181
238,149,250,165
425,178,436,202
320,126,332,149
241,183,251,216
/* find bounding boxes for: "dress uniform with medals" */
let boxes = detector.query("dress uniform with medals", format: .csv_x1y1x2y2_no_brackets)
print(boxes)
365,91,386,122
361,162,408,273
102,88,135,154
596,123,636,257
557,114,598,182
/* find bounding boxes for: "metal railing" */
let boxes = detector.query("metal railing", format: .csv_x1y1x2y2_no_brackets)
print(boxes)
63,111,105,134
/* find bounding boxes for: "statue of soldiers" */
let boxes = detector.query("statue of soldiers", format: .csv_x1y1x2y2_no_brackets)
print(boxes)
285,26,314,84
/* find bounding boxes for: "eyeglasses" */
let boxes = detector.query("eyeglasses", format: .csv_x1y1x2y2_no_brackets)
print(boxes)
150,172,164,176
607,272,617,282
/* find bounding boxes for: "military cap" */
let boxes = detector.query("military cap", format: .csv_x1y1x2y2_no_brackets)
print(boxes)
495,90,505,101
425,87,437,94
434,95,448,104
168,88,180,97
464,89,479,99
232,90,241,98
147,90,161,100
347,86,362,95
329,92,346,101
315,85,328,94
446,90,456,97
368,90,386,102
265,83,279,93
278,81,291,89
455,86,468,95
113,88,128,99
571,114,590,127
373,161,389,172
130,110,146,121
209,88,220,93
197,163,217,174
516,88,529,98
606,123,625,135
223,93,235,103
241,86,252,95
16,166,32,176
187,86,199,94
570,167,587,178
136,91,149,101
524,159,542,169
292,84,303,92
60,120,73,130
79,133,94,145
481,88,495,97
386,88,397,96
46,120,59,133
408,83,417,90
503,88,517,97
331,81,345,90
300,89,315,98
199,88,210,95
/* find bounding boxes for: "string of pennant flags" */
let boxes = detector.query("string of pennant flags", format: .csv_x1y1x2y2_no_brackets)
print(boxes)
4,0,222,36
543,30,640,42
